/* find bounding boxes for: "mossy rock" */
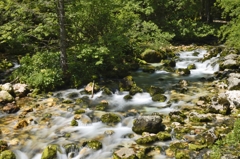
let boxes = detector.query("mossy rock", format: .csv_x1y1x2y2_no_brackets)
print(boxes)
95,103,108,111
169,111,186,124
148,86,164,96
141,49,163,63
152,94,167,102
175,150,190,159
119,76,135,91
75,98,83,104
0,150,16,159
41,144,59,159
62,99,73,104
66,92,79,99
71,119,78,126
101,113,121,126
85,140,102,150
136,135,158,145
156,131,171,141
64,143,79,157
193,51,200,56
187,64,196,70
141,65,155,73
74,109,85,114
124,94,133,100
188,143,207,151
176,68,190,76
113,148,138,159
169,141,189,151
161,59,176,67
0,140,8,153
102,87,113,95
129,86,143,95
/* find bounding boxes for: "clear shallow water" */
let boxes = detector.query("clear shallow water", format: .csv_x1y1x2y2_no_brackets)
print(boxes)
5,49,219,159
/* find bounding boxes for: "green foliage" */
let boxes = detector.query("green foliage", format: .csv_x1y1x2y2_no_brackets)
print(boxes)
11,52,63,91
210,119,240,158
216,0,240,48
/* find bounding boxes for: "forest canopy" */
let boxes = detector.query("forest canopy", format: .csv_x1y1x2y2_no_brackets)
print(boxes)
0,0,239,91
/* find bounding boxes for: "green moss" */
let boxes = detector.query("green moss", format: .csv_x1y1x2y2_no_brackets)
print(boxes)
62,99,73,104
124,94,133,100
71,119,78,126
101,113,121,126
187,64,196,70
95,104,108,111
0,140,8,153
41,145,59,159
67,92,79,99
148,86,164,96
75,98,83,104
169,142,189,151
189,143,207,151
136,135,158,145
64,144,79,156
74,109,85,114
85,140,102,150
175,150,190,159
129,86,143,95
152,94,167,102
0,150,16,159
156,131,171,141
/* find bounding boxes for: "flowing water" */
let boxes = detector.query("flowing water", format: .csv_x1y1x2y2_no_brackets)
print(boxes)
2,49,219,159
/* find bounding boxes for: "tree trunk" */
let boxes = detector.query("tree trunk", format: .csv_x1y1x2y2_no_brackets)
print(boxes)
57,0,68,76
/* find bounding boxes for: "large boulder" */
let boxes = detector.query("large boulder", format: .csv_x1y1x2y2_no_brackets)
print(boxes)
141,49,165,63
132,115,165,134
0,83,14,95
119,76,135,91
225,90,240,109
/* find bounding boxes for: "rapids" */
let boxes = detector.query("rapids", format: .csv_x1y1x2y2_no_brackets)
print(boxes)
3,48,219,159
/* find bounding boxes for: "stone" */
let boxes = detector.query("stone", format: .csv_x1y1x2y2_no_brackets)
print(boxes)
0,150,16,159
0,83,14,94
0,140,8,153
176,68,190,76
12,83,29,97
84,82,100,94
226,90,240,109
0,90,14,103
3,103,20,114
148,86,165,96
101,113,121,126
132,115,165,134
129,85,143,95
227,73,240,90
156,131,171,141
84,140,102,150
41,144,59,159
152,94,167,102
113,147,137,159
189,112,213,122
14,120,28,129
136,134,158,145
119,76,135,91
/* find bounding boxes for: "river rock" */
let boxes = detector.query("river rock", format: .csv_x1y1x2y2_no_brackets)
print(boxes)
84,140,102,150
84,82,100,94
3,103,20,114
101,113,121,126
220,54,239,70
0,83,14,94
227,73,240,90
176,68,190,76
12,83,29,97
0,140,8,153
148,86,164,96
41,144,59,159
119,76,135,91
14,120,28,129
132,115,165,134
152,94,167,102
225,90,240,109
141,49,163,63
0,150,16,159
113,147,137,159
0,90,14,103
207,97,231,115
129,85,143,95
189,112,213,122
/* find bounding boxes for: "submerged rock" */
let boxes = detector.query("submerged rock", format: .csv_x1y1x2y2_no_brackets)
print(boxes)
3,103,20,114
132,115,165,134
152,94,167,102
176,68,190,76
0,140,8,153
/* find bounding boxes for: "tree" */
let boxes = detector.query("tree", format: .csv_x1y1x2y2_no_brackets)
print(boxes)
56,0,68,77
216,0,240,48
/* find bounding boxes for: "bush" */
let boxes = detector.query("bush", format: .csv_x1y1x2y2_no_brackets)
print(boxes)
11,51,63,91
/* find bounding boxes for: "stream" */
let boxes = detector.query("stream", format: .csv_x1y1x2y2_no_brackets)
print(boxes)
2,48,219,159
